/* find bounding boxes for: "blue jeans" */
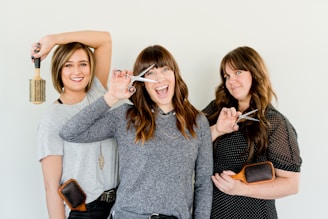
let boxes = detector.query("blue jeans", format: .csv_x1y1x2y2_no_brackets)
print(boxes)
68,198,114,219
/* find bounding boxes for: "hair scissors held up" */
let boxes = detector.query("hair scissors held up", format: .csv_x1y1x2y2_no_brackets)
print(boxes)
126,64,157,93
235,109,260,124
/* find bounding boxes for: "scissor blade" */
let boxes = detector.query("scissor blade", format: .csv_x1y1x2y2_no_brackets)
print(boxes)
236,109,259,124
134,78,157,83
242,116,259,122
138,63,155,77
242,109,259,117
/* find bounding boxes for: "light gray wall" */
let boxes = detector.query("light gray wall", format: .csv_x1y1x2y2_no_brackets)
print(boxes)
1,0,326,218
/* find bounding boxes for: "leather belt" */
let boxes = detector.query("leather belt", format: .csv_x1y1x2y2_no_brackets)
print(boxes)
98,188,116,203
149,213,178,219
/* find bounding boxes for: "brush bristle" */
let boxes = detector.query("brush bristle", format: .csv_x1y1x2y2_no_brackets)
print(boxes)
244,162,273,183
29,79,46,104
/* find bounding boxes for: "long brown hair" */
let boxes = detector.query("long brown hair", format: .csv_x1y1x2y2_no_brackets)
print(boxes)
127,45,199,144
208,46,277,161
51,42,96,93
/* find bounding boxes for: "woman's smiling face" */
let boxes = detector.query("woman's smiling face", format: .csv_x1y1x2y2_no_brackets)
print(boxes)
61,49,91,93
144,66,175,113
224,64,252,108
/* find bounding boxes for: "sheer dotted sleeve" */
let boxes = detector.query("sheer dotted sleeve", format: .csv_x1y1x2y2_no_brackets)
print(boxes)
202,100,218,126
266,106,302,172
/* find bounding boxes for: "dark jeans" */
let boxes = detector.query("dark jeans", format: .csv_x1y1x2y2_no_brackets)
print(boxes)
68,198,114,219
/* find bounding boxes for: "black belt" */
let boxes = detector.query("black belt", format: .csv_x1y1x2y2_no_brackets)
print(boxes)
97,188,116,203
149,213,177,219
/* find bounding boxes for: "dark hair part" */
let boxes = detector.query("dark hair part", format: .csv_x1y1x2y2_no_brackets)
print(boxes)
127,45,199,144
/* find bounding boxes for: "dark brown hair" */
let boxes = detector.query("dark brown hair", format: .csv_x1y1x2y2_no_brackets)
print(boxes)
127,45,199,144
208,46,277,161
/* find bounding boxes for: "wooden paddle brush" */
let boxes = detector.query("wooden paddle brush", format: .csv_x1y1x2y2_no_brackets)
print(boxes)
231,161,275,184
29,57,46,104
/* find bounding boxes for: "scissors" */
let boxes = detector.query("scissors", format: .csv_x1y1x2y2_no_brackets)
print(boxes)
235,109,260,124
127,64,157,93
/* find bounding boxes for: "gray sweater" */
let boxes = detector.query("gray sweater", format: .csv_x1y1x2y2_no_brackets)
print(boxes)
60,97,213,219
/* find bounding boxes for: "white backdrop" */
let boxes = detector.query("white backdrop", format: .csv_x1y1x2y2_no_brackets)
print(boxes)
1,0,326,218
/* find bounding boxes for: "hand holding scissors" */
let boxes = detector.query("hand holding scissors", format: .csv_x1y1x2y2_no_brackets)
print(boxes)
127,64,157,93
235,109,260,124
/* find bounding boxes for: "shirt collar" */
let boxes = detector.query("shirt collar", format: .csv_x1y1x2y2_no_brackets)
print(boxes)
151,108,176,115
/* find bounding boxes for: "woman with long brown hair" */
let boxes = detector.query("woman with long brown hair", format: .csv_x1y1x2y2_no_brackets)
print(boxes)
203,46,302,218
60,45,213,219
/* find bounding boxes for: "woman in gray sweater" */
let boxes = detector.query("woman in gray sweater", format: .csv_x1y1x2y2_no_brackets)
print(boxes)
60,45,213,219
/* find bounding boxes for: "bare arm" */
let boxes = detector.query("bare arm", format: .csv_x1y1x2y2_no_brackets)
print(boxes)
212,168,300,199
31,30,112,88
41,155,65,219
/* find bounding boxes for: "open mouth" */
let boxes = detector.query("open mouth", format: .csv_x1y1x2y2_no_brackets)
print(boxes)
155,85,169,96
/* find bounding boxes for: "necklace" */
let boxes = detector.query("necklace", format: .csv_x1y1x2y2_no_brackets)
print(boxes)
87,95,105,170
99,142,104,170
60,92,86,105
60,93,105,169
157,125,180,139
84,95,105,170
154,110,180,139
86,95,105,169
161,130,180,139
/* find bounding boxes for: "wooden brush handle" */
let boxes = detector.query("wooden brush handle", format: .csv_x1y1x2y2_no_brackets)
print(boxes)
34,58,41,78
231,166,247,183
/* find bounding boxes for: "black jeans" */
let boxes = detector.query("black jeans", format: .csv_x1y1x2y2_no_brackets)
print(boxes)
68,198,114,219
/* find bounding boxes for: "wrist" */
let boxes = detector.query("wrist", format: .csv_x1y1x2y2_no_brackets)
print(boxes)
210,125,224,141
215,124,225,137
104,92,118,107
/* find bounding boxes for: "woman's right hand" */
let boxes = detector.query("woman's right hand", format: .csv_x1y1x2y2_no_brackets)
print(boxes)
30,34,56,62
104,69,134,106
210,107,241,140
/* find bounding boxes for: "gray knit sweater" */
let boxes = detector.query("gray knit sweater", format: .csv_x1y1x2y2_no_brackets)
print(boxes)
60,97,213,219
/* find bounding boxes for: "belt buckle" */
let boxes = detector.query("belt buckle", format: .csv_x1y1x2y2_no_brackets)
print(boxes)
149,214,159,219
100,189,116,203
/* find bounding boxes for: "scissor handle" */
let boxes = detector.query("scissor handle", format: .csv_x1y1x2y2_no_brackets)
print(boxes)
128,86,136,94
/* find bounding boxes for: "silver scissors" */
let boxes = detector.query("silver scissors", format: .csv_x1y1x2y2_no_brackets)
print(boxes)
127,64,157,93
235,109,260,124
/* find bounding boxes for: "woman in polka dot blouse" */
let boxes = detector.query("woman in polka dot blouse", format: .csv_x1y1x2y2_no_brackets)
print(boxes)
202,46,302,219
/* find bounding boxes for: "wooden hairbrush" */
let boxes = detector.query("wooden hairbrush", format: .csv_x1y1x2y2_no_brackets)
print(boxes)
231,161,275,184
